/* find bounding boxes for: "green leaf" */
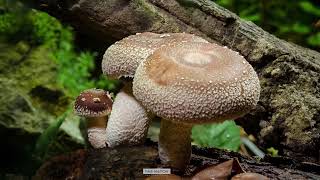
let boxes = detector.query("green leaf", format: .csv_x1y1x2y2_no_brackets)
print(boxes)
292,23,311,34
60,114,85,144
215,0,233,7
299,1,320,16
33,111,68,160
242,14,261,23
192,120,241,151
267,147,279,157
307,32,320,46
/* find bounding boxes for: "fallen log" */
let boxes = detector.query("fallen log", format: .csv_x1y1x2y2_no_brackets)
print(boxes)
35,140,320,179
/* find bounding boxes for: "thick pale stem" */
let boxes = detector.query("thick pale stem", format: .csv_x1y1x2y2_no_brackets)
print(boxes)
87,116,107,148
106,84,151,147
159,119,193,171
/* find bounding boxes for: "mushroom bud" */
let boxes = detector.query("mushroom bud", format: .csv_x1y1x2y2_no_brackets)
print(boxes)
133,42,260,170
102,32,208,147
74,88,113,148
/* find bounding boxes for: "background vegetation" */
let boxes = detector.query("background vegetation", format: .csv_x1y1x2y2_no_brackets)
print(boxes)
0,0,319,176
216,0,320,51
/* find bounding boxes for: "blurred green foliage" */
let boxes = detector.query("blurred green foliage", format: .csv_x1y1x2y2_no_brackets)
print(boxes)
267,147,279,157
0,1,118,173
33,112,68,162
0,1,119,97
192,120,241,151
215,0,320,50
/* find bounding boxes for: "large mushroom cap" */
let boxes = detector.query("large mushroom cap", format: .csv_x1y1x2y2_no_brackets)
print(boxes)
102,32,208,79
133,42,260,123
74,88,113,117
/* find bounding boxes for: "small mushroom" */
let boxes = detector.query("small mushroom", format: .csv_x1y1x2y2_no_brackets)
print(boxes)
102,32,208,147
74,88,113,148
133,42,260,170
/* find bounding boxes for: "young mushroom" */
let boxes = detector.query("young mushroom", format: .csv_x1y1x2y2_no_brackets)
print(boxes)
102,32,208,147
133,42,260,171
74,88,113,149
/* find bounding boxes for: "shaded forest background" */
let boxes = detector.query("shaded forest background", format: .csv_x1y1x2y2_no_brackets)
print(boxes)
0,0,319,176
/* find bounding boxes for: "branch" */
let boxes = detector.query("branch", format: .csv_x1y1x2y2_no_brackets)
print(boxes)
35,141,320,179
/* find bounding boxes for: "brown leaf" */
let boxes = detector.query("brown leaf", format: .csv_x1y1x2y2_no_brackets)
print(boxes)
231,158,245,175
192,158,246,180
231,173,269,180
145,174,183,180
192,159,233,180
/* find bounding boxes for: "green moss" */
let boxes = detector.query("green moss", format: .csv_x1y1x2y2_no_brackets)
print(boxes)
176,0,202,8
28,10,63,46
0,12,20,35
132,0,158,18
0,5,89,174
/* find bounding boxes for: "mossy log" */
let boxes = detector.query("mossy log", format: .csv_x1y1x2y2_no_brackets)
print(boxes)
35,140,320,179
0,41,81,174
27,0,320,162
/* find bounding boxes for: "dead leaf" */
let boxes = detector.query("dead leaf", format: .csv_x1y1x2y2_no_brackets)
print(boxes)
145,174,183,180
231,172,269,180
192,159,233,180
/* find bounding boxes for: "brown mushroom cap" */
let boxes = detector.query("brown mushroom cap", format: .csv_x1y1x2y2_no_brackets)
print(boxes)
102,32,208,79
74,88,113,117
133,42,260,123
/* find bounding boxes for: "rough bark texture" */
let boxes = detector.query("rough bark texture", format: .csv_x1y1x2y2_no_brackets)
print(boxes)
28,0,320,162
35,141,320,179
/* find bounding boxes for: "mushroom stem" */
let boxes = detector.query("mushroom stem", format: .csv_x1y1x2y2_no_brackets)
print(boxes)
86,116,107,148
106,82,152,147
87,116,107,128
158,119,193,171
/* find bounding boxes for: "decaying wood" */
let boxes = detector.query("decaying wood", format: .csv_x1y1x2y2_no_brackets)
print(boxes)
35,140,320,179
27,0,320,162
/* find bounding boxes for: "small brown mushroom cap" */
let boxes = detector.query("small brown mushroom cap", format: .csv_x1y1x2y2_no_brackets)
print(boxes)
74,88,113,117
102,32,208,79
133,42,260,123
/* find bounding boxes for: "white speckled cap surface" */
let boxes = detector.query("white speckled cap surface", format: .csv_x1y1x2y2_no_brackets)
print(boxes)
133,42,260,124
102,32,208,79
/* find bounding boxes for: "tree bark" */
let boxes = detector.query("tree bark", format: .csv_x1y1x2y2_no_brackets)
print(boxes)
35,141,320,179
28,0,320,162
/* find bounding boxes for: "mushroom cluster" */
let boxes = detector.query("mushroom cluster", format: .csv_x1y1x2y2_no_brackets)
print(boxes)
102,32,208,147
132,42,260,170
74,32,260,172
